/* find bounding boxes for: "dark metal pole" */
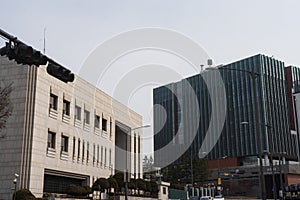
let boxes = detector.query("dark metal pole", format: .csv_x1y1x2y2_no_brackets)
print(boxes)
191,149,194,186
218,158,220,182
252,70,266,200
279,155,284,199
293,95,300,163
125,174,128,200
125,130,129,200
265,89,277,199
269,153,277,199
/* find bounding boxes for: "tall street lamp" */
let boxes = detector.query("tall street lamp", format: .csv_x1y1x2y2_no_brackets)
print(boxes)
125,125,150,200
278,151,286,199
292,94,300,164
217,156,227,184
206,66,266,200
13,173,19,200
217,155,227,197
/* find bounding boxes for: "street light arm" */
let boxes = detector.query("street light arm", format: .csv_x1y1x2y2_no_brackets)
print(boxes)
205,66,260,77
131,125,150,131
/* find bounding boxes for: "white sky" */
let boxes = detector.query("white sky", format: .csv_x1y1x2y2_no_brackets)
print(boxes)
1,0,300,156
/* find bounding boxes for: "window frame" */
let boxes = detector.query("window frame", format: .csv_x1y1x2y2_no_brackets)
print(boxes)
75,105,81,121
61,135,69,153
49,93,58,111
63,99,70,116
102,118,107,132
84,109,90,125
48,131,56,149
94,115,100,129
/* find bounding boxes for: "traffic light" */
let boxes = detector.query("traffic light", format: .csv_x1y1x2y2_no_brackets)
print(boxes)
0,42,47,66
223,173,229,176
47,62,75,83
14,44,47,65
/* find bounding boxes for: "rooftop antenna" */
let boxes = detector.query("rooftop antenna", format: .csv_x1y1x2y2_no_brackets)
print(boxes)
200,64,204,72
43,28,46,54
207,59,213,67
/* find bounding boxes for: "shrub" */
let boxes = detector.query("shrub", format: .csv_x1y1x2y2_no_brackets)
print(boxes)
83,185,93,195
136,179,147,191
150,181,159,194
113,172,125,189
66,184,87,196
15,189,36,200
145,181,152,192
108,177,118,189
128,179,137,190
92,178,110,192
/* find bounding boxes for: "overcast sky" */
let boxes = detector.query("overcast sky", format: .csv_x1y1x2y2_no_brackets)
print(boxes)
1,0,300,156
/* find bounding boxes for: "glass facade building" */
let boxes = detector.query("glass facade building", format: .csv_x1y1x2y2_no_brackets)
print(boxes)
154,54,298,167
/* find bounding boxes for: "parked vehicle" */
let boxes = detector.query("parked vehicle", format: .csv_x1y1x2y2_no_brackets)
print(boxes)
200,196,214,200
214,195,225,200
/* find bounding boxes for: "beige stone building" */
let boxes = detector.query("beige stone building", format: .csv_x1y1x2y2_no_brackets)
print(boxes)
0,55,143,199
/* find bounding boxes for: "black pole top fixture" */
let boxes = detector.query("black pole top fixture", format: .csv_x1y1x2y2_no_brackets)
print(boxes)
0,28,74,83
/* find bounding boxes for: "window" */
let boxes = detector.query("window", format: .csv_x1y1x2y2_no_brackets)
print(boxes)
61,135,69,152
73,137,76,159
82,140,85,160
78,140,81,159
104,148,107,166
93,144,96,163
97,145,99,163
101,146,103,165
95,115,100,129
63,99,70,116
163,187,166,194
75,105,81,120
48,131,56,149
102,118,107,131
84,110,90,124
87,142,89,162
50,93,58,110
109,149,112,166
110,118,112,138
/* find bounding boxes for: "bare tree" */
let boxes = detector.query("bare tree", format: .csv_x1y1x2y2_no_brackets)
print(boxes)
0,82,13,135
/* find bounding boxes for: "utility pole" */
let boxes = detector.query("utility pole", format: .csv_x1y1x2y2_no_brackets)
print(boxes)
252,70,266,200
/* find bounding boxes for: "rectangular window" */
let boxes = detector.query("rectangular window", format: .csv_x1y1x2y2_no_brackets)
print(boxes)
50,93,58,110
63,99,70,116
84,110,90,124
61,135,69,152
109,149,112,166
110,118,112,138
97,145,99,163
87,142,89,162
104,148,107,166
47,131,56,149
95,115,100,129
93,144,96,163
102,118,107,131
77,140,81,159
163,187,166,194
101,146,103,165
73,137,76,159
82,140,85,160
75,105,81,120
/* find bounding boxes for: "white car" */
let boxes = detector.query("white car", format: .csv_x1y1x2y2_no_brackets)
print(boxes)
214,195,225,200
200,196,214,200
